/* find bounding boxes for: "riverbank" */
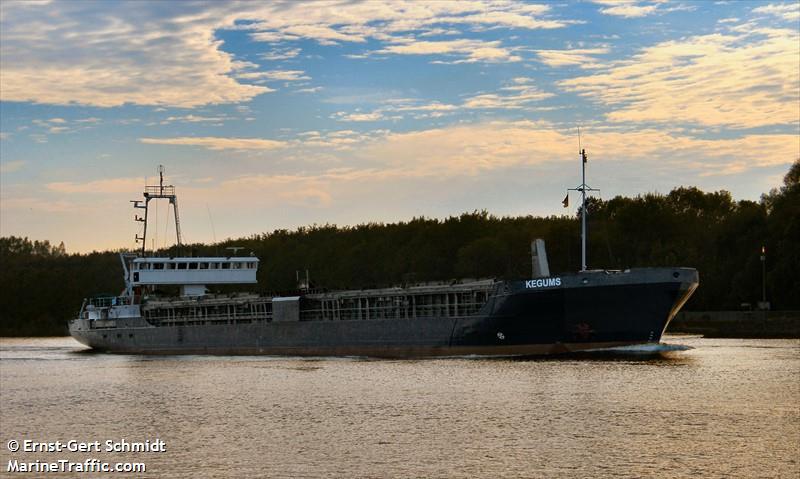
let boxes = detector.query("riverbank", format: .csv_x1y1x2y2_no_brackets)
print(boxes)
670,311,800,339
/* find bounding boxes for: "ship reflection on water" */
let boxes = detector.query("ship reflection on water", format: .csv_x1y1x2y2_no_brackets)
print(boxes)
1,336,797,478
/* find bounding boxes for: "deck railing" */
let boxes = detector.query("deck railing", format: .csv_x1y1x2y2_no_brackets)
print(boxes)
87,296,133,308
144,185,175,196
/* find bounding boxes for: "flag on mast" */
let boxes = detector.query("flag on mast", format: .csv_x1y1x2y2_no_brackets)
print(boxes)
562,193,569,208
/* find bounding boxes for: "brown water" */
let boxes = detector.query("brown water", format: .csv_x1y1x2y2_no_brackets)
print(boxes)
1,336,798,478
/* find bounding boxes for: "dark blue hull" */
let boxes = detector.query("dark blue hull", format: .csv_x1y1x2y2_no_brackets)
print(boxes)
456,280,692,349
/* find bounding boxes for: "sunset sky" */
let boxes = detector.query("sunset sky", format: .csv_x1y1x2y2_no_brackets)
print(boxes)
1,0,798,253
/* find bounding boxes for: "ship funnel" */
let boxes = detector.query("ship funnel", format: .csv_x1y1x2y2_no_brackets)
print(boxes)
531,239,550,278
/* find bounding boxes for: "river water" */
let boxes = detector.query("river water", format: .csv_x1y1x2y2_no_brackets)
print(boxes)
0,336,798,478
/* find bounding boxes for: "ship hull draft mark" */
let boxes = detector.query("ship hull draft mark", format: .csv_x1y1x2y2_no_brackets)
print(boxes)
70,268,698,358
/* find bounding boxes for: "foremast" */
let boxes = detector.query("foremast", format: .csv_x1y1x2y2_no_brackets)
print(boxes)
566,133,599,272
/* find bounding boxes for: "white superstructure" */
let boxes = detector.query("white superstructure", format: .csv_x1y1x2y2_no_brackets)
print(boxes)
130,257,258,296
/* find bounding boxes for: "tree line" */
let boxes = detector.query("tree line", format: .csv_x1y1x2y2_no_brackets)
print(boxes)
1,161,797,336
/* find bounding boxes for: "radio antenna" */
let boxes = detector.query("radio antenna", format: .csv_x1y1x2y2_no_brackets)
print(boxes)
207,203,217,244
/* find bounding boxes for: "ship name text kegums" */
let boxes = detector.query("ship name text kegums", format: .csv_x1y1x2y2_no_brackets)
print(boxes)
69,153,699,357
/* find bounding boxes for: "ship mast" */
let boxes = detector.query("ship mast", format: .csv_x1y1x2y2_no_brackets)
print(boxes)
566,130,599,271
131,165,182,256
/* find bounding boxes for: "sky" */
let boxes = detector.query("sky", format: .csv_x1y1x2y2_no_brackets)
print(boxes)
1,0,798,253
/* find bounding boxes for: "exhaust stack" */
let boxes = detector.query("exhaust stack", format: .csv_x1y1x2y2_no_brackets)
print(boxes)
531,239,550,278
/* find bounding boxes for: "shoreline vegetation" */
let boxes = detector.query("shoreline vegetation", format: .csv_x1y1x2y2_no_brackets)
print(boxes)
1,162,797,338
670,311,800,339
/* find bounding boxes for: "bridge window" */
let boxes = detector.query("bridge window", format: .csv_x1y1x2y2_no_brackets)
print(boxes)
188,262,198,270
153,262,164,270
199,263,208,269
177,263,187,270
166,262,176,270
221,262,230,269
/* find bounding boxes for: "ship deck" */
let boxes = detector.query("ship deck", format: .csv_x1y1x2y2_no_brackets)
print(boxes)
141,279,497,327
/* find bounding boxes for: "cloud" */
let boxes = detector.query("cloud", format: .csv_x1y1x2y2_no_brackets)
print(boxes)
295,129,387,149
295,86,323,94
592,1,659,18
140,136,287,150
30,116,102,134
244,1,569,46
600,4,657,18
329,121,796,177
578,128,797,171
159,114,229,125
752,3,800,21
75,117,101,124
1,1,571,107
559,28,800,128
376,121,796,176
1,2,273,108
534,47,609,68
279,24,369,45
393,102,459,112
0,160,26,174
329,79,553,121
0,196,83,214
7,120,796,252
332,99,460,122
358,121,573,176
332,111,386,122
46,177,145,194
33,118,65,128
259,47,302,60
378,39,521,63
462,80,553,109
237,70,310,81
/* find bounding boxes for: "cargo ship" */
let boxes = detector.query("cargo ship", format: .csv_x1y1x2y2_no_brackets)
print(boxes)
69,156,699,357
